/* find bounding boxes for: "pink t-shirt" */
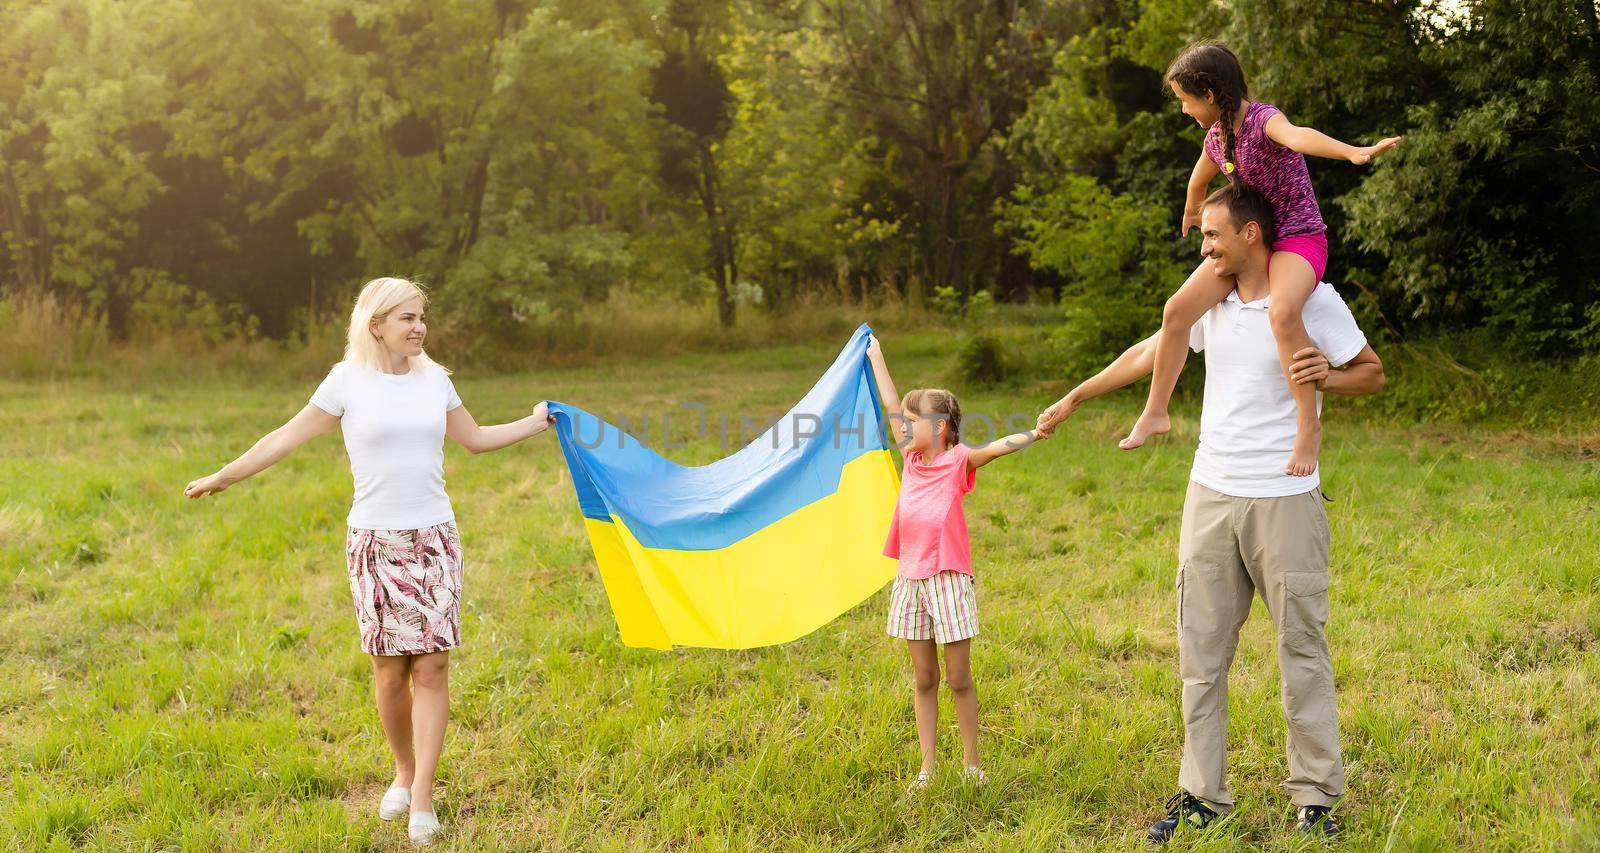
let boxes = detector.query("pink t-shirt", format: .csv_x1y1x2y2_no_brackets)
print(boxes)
883,442,976,579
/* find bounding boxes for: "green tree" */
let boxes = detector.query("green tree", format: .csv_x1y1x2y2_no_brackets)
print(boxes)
810,0,1054,299
649,0,740,326
1000,0,1202,361
0,0,173,330
1337,0,1600,352
717,2,869,307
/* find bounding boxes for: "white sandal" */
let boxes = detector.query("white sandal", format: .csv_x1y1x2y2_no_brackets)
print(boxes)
907,770,933,793
378,786,410,821
408,811,443,845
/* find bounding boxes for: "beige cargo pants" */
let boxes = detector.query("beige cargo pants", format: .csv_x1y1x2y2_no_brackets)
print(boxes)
1176,481,1345,813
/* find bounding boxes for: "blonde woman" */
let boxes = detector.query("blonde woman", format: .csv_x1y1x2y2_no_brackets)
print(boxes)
184,277,552,845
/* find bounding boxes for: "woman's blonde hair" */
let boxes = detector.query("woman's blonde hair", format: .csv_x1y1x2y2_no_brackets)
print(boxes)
342,276,450,374
902,388,962,447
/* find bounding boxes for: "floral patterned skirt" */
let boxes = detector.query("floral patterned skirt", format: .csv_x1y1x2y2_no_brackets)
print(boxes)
346,522,463,656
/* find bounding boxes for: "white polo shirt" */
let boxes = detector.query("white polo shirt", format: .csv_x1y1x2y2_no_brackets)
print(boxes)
1188,282,1368,498
310,361,463,530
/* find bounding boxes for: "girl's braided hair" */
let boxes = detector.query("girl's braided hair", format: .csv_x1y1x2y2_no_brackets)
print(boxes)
1166,42,1249,180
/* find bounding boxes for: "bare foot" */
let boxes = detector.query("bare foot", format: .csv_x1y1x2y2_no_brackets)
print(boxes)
1286,419,1321,476
1119,411,1170,450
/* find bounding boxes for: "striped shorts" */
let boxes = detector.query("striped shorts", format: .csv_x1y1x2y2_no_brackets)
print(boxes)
886,570,979,644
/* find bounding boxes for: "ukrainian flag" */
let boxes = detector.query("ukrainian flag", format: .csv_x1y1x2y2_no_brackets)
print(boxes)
546,324,900,650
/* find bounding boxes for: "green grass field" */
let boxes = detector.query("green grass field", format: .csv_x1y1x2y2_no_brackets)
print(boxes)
3,329,1598,850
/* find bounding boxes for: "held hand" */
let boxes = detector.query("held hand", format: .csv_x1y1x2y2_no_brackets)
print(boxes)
1036,392,1080,432
1181,208,1201,237
1290,346,1331,388
1349,136,1402,165
866,333,882,358
532,400,552,425
183,473,229,499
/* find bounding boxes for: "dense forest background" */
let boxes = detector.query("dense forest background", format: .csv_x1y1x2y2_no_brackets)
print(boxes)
3,0,1598,380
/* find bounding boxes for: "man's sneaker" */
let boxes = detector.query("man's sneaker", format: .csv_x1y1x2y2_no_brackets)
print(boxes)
1147,791,1220,843
1295,805,1340,837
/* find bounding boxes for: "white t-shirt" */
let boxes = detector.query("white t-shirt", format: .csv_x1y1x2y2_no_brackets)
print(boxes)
310,361,463,529
1188,282,1368,498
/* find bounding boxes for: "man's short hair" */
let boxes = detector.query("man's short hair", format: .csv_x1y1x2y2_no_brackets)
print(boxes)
1203,182,1277,246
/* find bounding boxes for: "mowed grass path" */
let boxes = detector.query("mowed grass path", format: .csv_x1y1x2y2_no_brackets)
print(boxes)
2,330,1598,850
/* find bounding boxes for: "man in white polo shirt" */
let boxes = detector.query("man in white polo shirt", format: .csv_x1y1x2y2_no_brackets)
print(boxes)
1036,182,1386,841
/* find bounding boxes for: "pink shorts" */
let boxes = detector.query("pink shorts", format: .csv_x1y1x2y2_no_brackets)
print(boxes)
1271,232,1329,282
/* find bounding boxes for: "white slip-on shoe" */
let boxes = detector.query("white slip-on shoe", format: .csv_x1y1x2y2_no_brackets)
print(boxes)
378,786,411,821
408,811,443,845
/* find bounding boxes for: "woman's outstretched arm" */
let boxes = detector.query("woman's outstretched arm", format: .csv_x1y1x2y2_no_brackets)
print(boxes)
184,403,341,498
446,401,554,455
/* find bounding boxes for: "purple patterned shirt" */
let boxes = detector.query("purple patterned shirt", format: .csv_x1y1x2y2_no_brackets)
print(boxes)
1204,101,1326,239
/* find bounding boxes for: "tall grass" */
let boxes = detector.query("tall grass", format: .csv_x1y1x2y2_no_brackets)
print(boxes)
0,291,111,377
0,288,942,384
430,288,940,372
0,290,341,383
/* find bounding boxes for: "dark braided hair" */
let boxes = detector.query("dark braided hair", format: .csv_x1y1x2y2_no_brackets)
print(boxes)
1166,42,1249,181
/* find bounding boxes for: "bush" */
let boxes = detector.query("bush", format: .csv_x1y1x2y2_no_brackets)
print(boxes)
1356,336,1600,430
1040,293,1163,384
123,269,258,345
956,330,1012,386
929,286,997,325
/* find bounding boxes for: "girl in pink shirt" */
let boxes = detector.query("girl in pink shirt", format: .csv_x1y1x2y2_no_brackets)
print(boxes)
866,334,1052,790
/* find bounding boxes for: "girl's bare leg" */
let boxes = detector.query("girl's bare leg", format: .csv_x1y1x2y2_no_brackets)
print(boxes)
1267,251,1321,476
1121,259,1235,449
942,638,979,769
908,639,941,774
